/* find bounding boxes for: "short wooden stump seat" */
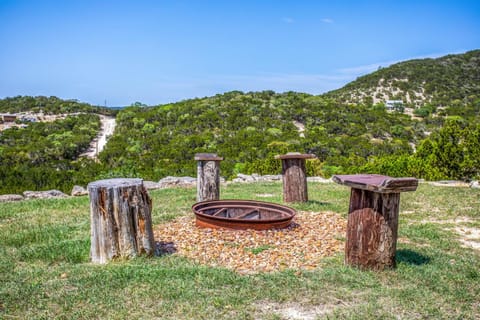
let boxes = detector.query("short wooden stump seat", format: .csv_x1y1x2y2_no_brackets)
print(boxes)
333,174,418,270
275,153,316,203
88,178,155,264
195,153,223,202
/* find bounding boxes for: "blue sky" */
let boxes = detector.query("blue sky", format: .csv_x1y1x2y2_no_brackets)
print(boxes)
1,0,479,106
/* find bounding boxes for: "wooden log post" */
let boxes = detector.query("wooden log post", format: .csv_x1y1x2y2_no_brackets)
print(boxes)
88,178,155,264
275,153,316,202
195,153,223,202
332,174,418,270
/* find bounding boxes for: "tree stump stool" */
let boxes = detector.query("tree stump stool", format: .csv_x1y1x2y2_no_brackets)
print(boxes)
195,153,223,202
332,174,418,270
275,153,316,202
88,178,155,264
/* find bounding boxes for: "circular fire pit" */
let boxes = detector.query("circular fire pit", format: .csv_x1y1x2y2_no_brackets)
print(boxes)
192,199,296,230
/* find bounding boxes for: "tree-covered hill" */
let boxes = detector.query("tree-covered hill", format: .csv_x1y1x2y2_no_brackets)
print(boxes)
0,95,117,116
0,113,102,194
325,50,480,110
1,50,480,194
100,91,421,180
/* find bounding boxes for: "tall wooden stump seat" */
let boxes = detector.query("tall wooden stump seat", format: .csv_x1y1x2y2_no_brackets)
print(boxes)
195,153,223,202
333,174,418,270
275,153,316,202
88,178,155,264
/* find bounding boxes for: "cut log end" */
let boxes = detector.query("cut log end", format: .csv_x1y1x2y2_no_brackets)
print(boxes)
88,178,155,264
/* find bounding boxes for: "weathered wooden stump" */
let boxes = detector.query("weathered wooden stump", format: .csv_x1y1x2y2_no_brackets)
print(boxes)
275,153,316,202
333,174,418,270
195,153,223,202
88,178,155,264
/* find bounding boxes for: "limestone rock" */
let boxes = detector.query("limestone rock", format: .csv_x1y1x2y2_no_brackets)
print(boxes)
260,175,282,181
233,174,282,183
158,176,196,188
236,174,256,183
0,194,24,202
429,180,469,187
71,185,88,196
143,181,162,190
307,176,332,183
23,190,68,199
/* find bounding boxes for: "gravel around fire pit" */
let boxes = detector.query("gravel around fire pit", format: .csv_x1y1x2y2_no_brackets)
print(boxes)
153,211,347,274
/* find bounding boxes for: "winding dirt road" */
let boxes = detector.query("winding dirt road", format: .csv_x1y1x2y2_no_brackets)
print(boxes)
81,115,116,159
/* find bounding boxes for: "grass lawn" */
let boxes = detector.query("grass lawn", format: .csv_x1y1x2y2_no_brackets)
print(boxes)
1,182,479,319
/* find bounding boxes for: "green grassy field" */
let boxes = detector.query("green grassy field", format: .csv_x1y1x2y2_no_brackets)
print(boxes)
1,182,479,319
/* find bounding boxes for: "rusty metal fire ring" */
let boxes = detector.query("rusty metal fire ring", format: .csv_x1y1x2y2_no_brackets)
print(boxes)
192,199,296,230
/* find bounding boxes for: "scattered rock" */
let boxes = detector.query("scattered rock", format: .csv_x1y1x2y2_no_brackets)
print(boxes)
232,174,332,184
236,173,256,183
233,174,282,183
428,180,470,187
23,190,68,199
143,181,162,190
260,174,282,181
71,185,88,196
0,194,24,202
158,176,196,188
307,176,332,183
470,181,479,189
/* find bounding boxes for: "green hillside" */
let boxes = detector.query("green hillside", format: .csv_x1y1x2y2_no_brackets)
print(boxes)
1,50,480,194
99,91,419,181
325,50,480,111
0,95,117,115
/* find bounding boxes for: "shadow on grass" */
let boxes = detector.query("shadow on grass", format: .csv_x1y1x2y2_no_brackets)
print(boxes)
155,241,177,256
396,249,430,266
305,200,331,206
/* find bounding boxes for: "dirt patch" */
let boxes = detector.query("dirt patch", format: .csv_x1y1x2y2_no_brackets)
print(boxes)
255,193,275,198
256,301,335,320
420,216,475,224
454,226,480,250
153,211,346,274
292,120,305,138
419,216,480,250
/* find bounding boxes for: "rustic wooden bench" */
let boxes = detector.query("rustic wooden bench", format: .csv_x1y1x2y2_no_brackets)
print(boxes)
333,174,418,270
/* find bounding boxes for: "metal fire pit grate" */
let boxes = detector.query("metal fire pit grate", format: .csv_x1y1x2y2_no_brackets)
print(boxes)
192,199,296,230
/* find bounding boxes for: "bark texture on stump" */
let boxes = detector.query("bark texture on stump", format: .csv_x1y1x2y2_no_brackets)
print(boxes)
345,189,400,270
195,153,223,202
88,178,155,264
333,174,418,270
275,153,315,203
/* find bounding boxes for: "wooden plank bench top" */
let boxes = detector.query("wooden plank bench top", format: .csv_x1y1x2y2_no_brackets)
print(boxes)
332,174,418,193
194,153,223,161
274,153,316,160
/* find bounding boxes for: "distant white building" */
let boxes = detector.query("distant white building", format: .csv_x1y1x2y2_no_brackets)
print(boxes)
385,100,403,110
0,114,17,122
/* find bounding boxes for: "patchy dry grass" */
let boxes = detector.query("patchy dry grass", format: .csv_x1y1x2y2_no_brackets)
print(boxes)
1,181,479,319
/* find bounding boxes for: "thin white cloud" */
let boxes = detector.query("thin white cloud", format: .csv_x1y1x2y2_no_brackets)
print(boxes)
337,51,457,77
321,18,334,23
94,51,463,105
282,17,294,24
145,72,352,104
338,63,387,76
